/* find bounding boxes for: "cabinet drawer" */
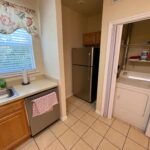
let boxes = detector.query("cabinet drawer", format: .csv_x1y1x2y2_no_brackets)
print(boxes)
0,109,30,149
0,100,23,118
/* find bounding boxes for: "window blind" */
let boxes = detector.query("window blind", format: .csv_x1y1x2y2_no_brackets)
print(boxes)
0,29,36,74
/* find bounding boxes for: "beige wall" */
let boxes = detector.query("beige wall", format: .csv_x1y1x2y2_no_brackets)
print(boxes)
62,5,88,97
130,20,150,44
39,0,60,79
87,14,102,32
96,0,150,113
39,0,66,119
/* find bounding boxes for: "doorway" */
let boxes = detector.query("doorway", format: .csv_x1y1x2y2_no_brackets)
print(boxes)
61,0,103,114
102,12,150,118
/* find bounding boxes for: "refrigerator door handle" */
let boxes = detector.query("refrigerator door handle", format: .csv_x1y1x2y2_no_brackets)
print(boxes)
88,67,93,100
88,52,91,66
88,47,94,66
88,68,90,80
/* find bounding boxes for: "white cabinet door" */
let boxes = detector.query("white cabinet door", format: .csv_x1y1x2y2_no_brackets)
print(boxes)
113,87,150,130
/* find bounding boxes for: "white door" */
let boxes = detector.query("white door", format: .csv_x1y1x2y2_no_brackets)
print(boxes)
113,87,150,130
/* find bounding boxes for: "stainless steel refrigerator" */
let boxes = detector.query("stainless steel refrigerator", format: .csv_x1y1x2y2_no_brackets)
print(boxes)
72,47,100,102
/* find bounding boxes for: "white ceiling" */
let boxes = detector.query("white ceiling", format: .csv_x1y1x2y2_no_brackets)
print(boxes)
62,0,103,16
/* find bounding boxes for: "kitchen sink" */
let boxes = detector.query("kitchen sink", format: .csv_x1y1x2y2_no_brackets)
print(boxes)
0,88,18,100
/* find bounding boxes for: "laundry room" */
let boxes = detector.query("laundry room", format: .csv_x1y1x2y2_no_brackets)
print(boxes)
112,19,150,133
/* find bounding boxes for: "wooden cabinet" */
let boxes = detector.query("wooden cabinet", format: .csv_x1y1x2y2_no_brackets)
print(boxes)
0,100,30,150
83,31,101,46
113,87,150,130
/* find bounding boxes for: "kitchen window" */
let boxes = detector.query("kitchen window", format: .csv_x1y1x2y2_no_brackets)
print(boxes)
0,28,36,76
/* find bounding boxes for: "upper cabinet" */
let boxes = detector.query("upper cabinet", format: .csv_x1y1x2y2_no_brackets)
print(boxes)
83,31,101,47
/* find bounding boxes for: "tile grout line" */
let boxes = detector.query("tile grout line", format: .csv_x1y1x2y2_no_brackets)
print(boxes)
69,99,120,149
19,98,148,150
94,121,113,150
56,136,68,150
54,103,82,150
79,117,102,150
95,138,105,150
109,121,146,150
126,128,149,150
95,119,117,150
34,121,69,150
65,104,100,150
67,98,149,150
68,100,125,149
127,136,148,149
69,116,98,150
63,114,79,128
49,110,87,149
33,138,41,150
101,121,123,150
90,117,114,137
67,103,78,114
99,118,124,150
106,118,149,150
110,125,129,136
50,124,69,139
48,125,68,150
68,100,116,149
121,124,131,150
108,123,148,150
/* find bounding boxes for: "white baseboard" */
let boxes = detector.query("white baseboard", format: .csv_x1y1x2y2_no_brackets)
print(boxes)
66,93,73,99
61,115,68,121
95,109,101,116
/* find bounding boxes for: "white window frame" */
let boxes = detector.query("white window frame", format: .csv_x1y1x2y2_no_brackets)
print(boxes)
0,32,39,78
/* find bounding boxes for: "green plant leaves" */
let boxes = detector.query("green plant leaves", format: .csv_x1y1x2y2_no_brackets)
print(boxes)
0,79,7,89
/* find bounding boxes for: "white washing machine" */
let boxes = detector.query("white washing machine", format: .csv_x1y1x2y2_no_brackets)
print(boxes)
113,71,150,131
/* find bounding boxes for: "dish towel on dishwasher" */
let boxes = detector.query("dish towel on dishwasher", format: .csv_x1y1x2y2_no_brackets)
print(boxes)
32,92,58,117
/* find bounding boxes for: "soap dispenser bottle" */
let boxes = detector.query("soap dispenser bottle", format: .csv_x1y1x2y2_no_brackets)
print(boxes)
22,70,30,85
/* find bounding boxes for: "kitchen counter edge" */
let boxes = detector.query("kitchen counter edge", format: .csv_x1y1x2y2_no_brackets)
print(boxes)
0,79,58,106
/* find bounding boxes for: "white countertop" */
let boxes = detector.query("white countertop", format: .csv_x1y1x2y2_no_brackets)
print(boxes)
0,79,58,106
117,77,150,90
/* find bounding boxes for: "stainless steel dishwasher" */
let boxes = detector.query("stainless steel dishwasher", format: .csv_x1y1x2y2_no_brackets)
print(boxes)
25,87,60,136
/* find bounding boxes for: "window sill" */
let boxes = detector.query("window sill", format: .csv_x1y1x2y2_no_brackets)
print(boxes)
0,70,40,79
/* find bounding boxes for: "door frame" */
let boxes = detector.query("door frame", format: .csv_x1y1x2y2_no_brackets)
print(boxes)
101,12,150,118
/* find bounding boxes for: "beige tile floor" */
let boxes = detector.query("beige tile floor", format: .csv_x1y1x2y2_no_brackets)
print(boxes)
16,96,150,150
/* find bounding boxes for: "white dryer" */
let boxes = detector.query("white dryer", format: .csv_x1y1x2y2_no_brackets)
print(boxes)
113,71,150,131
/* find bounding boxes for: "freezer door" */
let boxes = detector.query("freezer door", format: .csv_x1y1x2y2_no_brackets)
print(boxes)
72,65,93,102
72,48,94,66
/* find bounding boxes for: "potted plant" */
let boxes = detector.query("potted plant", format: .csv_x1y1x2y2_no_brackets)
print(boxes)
0,79,7,95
